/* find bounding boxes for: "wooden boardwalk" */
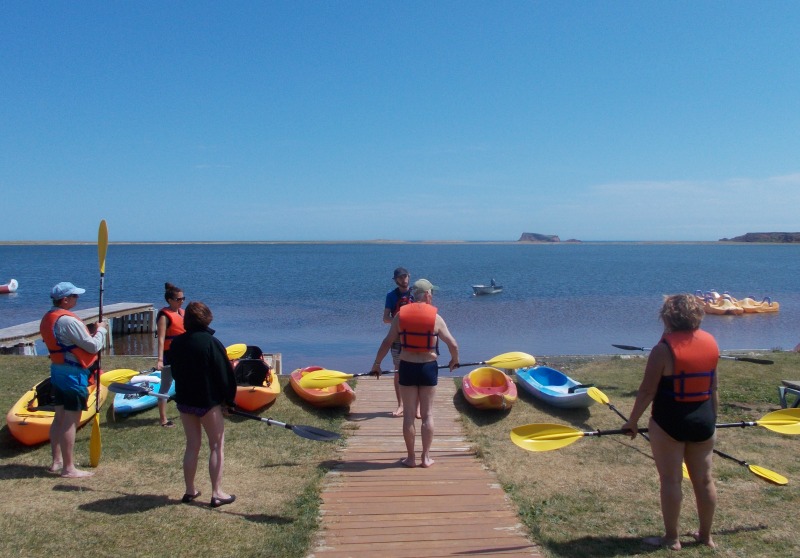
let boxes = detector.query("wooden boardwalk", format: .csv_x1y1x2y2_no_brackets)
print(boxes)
0,302,154,353
310,378,542,558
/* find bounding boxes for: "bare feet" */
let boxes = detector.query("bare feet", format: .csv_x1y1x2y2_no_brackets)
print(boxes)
421,455,435,468
392,406,403,417
47,463,63,474
400,457,416,468
691,532,716,549
643,536,680,551
60,468,94,479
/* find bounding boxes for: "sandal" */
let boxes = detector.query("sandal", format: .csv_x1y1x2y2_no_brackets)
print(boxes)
181,491,201,503
161,420,175,428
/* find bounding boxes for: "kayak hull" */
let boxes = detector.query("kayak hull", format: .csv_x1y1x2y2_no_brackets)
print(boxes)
289,366,356,408
6,376,108,446
462,367,517,410
516,366,595,409
112,370,175,416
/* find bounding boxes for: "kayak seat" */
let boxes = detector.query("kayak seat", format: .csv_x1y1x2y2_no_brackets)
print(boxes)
234,359,270,387
28,378,57,412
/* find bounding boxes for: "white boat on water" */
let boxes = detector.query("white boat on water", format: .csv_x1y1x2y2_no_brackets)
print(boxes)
1,279,18,294
472,279,502,296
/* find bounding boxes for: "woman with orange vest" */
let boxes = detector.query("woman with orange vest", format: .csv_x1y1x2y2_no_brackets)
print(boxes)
155,282,185,428
40,281,107,478
622,294,719,550
371,279,459,468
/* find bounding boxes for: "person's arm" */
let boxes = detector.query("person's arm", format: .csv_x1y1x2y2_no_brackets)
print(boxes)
155,313,168,370
372,317,400,375
211,337,237,407
622,342,669,438
382,307,393,324
435,315,459,371
382,292,394,324
59,316,107,353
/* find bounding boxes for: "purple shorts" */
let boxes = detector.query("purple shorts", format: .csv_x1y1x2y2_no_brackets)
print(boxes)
176,403,211,417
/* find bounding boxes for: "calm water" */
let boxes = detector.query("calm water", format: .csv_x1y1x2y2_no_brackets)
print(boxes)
2,243,799,372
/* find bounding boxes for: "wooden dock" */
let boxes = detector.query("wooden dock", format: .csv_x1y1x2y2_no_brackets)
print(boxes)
0,302,154,354
310,378,542,558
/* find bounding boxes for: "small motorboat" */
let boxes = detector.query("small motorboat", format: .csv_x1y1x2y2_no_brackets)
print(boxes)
472,279,502,296
289,366,356,408
0,279,18,294
461,367,517,410
6,375,108,446
112,370,175,416
515,365,595,409
232,345,280,411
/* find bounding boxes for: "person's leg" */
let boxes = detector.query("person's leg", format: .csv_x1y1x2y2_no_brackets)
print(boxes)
180,412,203,497
49,405,65,473
399,385,419,466
60,409,92,478
391,345,403,416
647,418,683,550
684,435,717,549
157,366,174,426
418,385,437,467
200,406,231,500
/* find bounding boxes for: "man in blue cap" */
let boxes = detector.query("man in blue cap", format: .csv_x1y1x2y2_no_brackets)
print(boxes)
39,282,107,477
383,267,414,416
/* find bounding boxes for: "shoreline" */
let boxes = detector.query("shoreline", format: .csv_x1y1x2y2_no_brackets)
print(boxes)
0,240,782,246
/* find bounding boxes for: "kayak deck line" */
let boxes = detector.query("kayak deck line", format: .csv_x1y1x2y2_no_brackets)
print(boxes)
0,302,155,354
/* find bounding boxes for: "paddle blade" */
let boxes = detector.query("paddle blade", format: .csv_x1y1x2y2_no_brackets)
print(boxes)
748,464,788,486
89,414,101,467
587,387,610,405
756,408,800,434
485,352,536,369
226,343,247,360
510,423,583,452
98,220,108,274
298,369,354,389
291,425,341,442
99,368,140,386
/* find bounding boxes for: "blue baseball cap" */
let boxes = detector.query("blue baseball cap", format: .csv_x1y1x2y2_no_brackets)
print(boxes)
51,282,86,300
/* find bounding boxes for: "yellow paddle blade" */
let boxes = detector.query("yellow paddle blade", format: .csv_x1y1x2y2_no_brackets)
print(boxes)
749,464,788,486
226,343,247,360
510,423,583,452
99,368,140,386
587,387,609,405
757,408,800,434
298,369,354,389
98,220,108,274
485,352,536,369
89,414,101,467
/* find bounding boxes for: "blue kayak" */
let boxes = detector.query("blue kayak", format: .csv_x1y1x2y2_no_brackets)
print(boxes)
112,370,175,416
515,366,595,409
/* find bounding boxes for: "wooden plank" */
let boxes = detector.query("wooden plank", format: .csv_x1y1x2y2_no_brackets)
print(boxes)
0,302,154,348
310,379,542,557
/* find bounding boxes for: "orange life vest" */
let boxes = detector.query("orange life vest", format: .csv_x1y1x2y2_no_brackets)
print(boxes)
398,303,438,352
661,330,719,402
158,307,185,351
39,308,99,368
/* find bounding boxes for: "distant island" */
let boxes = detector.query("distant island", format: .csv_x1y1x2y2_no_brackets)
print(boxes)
720,232,800,243
518,233,581,243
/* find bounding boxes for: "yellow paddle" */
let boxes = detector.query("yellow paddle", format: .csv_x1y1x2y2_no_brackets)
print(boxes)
226,343,247,360
510,408,800,452
89,219,108,468
99,368,141,386
298,351,537,389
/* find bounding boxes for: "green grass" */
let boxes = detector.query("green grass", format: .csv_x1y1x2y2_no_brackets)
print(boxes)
456,351,800,558
0,355,346,558
3,351,800,557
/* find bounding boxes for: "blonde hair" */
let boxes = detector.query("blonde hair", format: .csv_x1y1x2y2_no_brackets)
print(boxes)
660,294,704,332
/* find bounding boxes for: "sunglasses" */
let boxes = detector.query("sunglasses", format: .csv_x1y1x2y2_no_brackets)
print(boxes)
172,297,186,302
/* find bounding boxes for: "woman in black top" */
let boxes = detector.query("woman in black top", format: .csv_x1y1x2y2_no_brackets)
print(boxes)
169,301,237,508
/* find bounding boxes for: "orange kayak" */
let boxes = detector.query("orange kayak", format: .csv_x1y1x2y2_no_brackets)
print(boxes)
462,367,517,410
289,366,355,408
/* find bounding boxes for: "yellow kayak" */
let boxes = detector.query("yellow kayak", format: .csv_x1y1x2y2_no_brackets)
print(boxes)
6,376,108,446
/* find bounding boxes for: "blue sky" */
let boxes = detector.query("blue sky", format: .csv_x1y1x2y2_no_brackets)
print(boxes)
2,1,799,242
